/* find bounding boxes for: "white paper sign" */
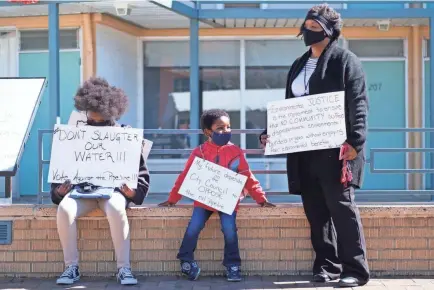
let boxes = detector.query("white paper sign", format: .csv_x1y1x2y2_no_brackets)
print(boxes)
265,91,347,155
179,157,248,215
0,78,45,173
48,124,147,188
67,110,154,163
67,110,87,126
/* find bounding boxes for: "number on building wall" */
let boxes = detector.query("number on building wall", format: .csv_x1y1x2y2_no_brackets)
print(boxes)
368,83,382,92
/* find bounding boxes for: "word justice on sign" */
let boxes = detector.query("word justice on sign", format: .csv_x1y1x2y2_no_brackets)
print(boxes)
178,157,248,215
47,124,148,189
265,91,347,155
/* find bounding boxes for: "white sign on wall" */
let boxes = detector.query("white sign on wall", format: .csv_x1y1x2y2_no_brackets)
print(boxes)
47,124,149,189
265,91,347,155
179,157,248,215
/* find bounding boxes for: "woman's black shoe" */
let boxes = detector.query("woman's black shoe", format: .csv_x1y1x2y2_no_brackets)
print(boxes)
312,273,331,282
338,277,368,287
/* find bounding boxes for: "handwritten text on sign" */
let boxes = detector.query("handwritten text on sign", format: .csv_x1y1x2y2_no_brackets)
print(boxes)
179,157,248,215
48,124,145,188
265,91,347,155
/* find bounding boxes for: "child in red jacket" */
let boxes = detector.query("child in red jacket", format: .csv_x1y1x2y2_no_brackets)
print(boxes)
159,109,275,282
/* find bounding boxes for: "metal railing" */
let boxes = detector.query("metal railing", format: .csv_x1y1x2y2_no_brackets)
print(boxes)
37,128,434,204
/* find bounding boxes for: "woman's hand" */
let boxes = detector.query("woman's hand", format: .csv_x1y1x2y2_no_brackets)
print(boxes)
120,183,136,198
55,180,73,197
340,143,357,161
260,201,276,207
260,134,270,149
158,201,176,207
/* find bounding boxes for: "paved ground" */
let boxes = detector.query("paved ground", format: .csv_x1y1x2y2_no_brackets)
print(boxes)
0,276,434,290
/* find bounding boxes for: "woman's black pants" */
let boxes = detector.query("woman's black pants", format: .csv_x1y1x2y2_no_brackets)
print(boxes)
298,151,370,281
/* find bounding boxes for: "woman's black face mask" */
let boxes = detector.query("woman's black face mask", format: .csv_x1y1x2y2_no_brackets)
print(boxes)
302,27,327,46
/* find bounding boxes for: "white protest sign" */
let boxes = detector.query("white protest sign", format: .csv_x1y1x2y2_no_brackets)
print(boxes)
0,78,45,173
66,110,153,160
67,110,87,126
265,91,347,155
48,124,147,188
179,157,248,215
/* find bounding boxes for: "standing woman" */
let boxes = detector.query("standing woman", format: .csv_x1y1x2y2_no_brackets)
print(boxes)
260,4,369,288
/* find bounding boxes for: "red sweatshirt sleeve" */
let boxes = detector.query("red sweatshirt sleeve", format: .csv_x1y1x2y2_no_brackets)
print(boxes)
237,150,267,204
168,148,200,204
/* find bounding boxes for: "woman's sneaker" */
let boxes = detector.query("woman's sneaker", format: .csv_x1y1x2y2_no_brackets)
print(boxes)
226,265,242,282
180,261,201,281
117,267,138,285
56,265,80,285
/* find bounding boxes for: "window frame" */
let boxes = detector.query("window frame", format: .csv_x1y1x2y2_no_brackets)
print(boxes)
18,28,81,52
346,38,406,59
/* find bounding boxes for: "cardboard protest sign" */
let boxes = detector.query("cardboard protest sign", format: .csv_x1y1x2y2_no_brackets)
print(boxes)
48,124,148,188
179,157,248,215
265,91,347,155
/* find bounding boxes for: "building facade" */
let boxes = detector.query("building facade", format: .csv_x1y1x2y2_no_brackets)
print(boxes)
0,1,432,202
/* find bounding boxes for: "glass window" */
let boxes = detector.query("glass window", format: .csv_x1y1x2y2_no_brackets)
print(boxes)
143,40,241,158
245,39,308,153
19,29,79,51
348,39,405,58
425,39,430,58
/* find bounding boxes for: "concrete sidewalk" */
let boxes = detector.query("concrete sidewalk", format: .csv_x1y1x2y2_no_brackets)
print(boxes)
0,276,433,290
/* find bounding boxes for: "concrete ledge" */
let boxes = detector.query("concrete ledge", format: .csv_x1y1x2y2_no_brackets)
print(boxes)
1,203,434,218
0,203,433,277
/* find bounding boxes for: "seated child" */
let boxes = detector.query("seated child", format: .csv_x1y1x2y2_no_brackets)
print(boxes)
51,77,150,286
159,109,275,282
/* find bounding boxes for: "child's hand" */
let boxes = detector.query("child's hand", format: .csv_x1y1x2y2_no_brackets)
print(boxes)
260,201,276,208
158,201,176,207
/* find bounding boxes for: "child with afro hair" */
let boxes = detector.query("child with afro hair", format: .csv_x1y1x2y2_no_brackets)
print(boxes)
51,77,150,286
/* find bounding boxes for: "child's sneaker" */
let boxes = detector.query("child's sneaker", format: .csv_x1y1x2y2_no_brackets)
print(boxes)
180,261,201,281
226,265,242,282
117,267,138,285
56,265,80,285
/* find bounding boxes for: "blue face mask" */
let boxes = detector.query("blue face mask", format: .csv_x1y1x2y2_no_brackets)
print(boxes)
211,131,232,146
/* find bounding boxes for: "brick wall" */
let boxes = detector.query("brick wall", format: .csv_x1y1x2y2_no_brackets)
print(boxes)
0,205,433,277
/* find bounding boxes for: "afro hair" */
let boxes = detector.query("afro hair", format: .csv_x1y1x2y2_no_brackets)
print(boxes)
74,77,129,121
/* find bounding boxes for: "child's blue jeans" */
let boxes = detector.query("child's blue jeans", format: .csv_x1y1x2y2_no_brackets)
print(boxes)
177,207,241,267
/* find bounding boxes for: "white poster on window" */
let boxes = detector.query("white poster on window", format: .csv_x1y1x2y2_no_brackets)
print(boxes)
47,124,149,189
179,157,248,215
265,91,347,155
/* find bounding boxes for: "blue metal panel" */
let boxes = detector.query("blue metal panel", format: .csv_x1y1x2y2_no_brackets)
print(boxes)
0,221,12,245
361,61,406,190
198,8,432,19
430,17,434,190
48,3,60,125
189,17,200,148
